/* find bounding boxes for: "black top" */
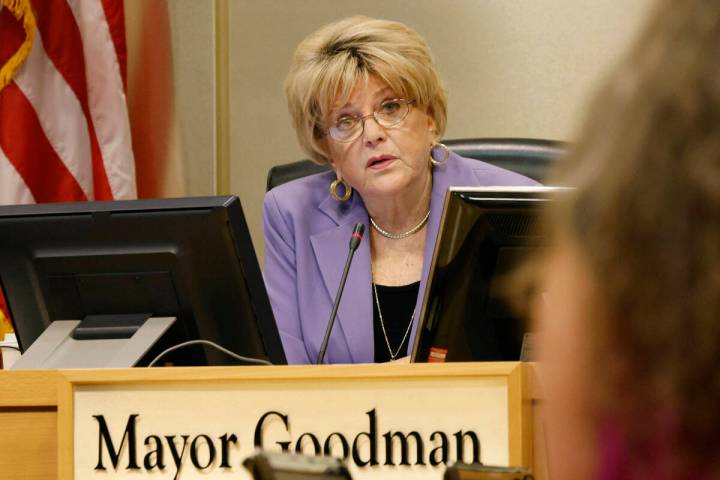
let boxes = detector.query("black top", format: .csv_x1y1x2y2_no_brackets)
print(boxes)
372,282,420,363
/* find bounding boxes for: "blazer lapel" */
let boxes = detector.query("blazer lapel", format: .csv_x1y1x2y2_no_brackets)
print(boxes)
310,195,373,363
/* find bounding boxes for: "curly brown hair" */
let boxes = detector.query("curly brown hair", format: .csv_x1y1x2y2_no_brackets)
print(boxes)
546,0,720,474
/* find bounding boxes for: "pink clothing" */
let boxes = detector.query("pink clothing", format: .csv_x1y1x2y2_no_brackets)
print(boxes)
597,416,700,480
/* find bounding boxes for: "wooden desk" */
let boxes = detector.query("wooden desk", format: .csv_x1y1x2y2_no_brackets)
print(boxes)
0,362,545,480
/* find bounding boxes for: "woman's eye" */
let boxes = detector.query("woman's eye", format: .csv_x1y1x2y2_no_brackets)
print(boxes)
381,101,401,114
335,116,356,131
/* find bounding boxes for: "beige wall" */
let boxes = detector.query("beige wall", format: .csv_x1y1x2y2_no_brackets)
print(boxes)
167,0,215,197
125,0,215,197
132,0,657,261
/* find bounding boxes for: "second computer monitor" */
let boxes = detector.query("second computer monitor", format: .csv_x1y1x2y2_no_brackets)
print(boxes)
412,186,564,363
0,196,286,367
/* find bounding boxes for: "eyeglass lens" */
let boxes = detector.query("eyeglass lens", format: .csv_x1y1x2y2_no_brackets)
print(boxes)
329,99,410,142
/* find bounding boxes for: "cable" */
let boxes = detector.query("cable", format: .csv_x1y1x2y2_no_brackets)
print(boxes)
147,339,273,367
0,344,21,352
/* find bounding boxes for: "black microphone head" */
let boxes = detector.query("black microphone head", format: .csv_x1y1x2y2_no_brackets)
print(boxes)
349,223,365,251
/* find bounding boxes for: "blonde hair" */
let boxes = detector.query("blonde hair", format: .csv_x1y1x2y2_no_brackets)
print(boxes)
285,16,448,164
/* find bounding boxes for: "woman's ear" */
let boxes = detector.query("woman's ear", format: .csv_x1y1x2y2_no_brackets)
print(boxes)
425,107,438,141
316,136,335,166
315,129,335,166
326,156,340,178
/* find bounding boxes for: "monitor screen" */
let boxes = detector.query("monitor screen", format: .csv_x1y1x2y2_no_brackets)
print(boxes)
412,187,562,363
0,196,286,367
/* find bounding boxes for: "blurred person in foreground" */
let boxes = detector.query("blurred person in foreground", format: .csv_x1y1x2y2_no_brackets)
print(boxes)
263,16,537,365
534,0,720,478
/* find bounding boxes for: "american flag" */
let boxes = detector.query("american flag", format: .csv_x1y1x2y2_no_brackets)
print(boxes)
0,0,137,204
0,0,137,331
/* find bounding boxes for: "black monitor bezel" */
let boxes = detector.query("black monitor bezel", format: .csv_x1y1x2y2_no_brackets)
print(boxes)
0,196,287,366
411,186,564,363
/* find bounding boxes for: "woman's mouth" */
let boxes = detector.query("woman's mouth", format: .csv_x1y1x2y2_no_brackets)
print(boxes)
367,155,397,169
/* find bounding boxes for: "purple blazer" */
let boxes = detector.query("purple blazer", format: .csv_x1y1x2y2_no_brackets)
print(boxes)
262,149,539,364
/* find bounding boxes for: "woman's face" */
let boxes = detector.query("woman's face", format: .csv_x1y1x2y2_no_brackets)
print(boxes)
323,75,437,202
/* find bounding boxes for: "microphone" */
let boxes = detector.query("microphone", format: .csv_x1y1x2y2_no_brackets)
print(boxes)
316,223,365,364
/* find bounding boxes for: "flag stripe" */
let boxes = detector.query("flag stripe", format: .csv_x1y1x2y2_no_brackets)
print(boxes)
99,0,128,89
31,0,89,107
0,82,87,202
0,0,135,205
68,0,136,200
13,33,94,198
31,0,113,200
0,7,25,68
0,145,35,205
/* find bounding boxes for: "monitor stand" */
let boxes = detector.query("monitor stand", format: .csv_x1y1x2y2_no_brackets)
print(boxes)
11,316,176,369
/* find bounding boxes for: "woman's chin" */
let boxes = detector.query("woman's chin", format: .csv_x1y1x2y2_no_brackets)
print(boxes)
357,168,428,202
361,180,413,201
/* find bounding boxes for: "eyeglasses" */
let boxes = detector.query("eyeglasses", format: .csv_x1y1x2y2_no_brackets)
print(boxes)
326,99,413,143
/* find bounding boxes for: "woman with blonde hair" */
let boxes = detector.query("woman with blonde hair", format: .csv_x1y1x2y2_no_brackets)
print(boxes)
536,0,720,477
264,16,536,365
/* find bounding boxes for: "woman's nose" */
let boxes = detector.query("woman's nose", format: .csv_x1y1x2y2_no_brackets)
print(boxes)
362,115,386,145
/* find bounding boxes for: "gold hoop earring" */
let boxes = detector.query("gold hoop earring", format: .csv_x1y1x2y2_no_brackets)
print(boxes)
430,142,450,166
329,178,352,201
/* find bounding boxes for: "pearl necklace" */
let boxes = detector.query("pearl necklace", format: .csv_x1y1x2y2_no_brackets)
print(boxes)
369,209,430,240
372,282,414,360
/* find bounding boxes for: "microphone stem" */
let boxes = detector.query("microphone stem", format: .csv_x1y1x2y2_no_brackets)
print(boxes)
316,248,356,364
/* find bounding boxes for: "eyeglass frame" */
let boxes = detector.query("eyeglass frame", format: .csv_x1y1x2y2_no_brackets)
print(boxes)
323,98,415,143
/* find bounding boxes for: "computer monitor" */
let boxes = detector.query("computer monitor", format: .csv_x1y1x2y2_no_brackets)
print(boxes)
411,186,564,363
0,196,286,368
